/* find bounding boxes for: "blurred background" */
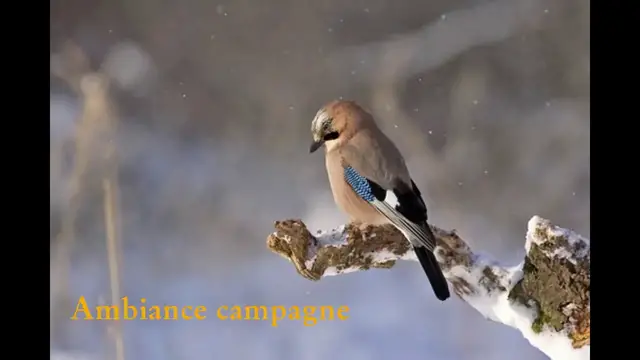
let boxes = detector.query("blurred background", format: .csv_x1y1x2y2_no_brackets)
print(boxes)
50,0,589,359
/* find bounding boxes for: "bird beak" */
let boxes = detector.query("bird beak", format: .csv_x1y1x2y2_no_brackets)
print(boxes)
309,139,324,153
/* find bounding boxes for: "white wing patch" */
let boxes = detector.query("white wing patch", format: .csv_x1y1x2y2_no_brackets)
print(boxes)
383,190,399,208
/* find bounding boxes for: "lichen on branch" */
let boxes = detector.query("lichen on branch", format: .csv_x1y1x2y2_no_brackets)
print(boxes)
266,216,590,360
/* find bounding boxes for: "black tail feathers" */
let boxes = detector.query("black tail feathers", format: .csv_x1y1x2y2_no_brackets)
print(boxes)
414,245,450,301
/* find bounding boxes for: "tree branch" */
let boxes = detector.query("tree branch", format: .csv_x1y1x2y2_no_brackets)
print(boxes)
266,216,589,360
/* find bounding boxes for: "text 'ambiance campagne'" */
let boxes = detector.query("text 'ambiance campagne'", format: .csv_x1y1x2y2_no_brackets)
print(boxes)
71,296,350,327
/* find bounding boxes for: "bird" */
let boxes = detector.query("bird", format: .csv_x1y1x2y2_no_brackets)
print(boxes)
309,100,450,301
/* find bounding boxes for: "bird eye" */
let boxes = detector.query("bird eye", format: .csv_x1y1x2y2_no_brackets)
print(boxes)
323,131,339,141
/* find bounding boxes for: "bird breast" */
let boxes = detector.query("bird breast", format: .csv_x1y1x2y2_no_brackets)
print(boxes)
325,152,388,225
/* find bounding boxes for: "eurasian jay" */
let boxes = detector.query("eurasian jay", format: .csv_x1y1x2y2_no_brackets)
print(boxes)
309,100,450,301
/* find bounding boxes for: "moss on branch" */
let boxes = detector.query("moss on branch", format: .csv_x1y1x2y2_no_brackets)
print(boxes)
266,216,589,352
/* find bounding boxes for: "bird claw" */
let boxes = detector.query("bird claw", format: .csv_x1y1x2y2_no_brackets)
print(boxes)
350,220,367,230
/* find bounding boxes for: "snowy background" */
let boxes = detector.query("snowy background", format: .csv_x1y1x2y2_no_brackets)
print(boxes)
50,0,589,359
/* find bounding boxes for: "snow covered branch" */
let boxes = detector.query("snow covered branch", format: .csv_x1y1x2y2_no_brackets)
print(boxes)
266,216,590,360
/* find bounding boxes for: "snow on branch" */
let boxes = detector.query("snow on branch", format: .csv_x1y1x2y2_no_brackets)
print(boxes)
266,216,589,360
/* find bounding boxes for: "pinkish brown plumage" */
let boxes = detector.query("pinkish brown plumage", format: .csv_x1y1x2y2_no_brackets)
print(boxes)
309,100,451,301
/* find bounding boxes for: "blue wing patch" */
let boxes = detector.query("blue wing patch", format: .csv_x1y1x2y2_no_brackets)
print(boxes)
343,166,376,202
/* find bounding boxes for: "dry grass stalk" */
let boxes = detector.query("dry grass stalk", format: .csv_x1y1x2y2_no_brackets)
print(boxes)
50,43,94,344
51,42,126,360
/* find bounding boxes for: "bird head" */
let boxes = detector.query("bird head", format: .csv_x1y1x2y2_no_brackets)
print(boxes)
309,100,365,153
309,106,338,153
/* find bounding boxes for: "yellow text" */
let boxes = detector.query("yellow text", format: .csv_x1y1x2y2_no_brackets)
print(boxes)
70,296,207,321
216,305,350,327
